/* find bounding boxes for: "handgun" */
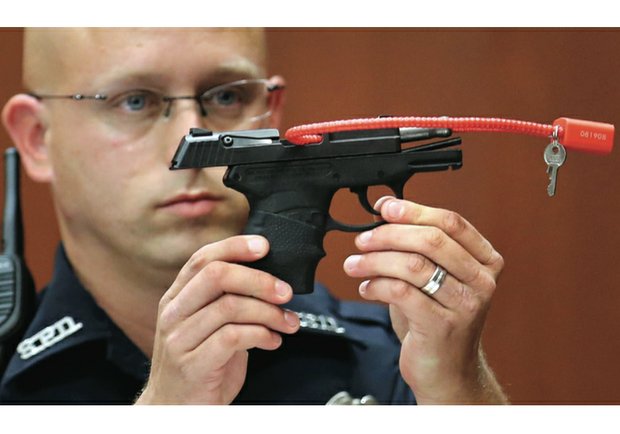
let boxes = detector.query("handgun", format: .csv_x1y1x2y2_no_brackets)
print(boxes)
170,127,462,294
0,148,35,372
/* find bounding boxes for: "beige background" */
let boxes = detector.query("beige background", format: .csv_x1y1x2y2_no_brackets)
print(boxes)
1,28,619,403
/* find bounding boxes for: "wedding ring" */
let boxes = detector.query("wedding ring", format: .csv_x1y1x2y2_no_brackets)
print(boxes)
421,264,447,296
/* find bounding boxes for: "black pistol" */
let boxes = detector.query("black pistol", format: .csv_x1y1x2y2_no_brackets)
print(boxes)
0,148,35,372
170,127,462,294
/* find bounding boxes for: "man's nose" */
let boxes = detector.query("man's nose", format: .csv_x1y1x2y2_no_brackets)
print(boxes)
162,99,207,162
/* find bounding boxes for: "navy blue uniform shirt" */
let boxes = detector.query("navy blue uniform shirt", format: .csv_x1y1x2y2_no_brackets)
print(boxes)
0,246,415,404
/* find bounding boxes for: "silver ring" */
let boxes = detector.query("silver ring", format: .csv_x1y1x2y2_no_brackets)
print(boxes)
551,125,558,141
421,265,447,296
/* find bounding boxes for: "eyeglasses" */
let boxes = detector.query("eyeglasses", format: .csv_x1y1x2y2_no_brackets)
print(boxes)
29,78,284,136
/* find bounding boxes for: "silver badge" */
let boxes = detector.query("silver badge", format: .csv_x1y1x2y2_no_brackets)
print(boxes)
326,391,379,405
294,311,346,335
17,316,84,360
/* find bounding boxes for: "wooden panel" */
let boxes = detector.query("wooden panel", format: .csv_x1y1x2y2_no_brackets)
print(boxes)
2,28,619,403
0,28,60,290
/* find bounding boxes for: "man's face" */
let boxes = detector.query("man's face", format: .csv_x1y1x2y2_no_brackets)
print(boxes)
40,29,275,272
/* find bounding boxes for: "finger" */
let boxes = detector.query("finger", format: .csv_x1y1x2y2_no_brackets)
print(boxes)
358,276,447,324
165,235,270,301
344,251,491,311
373,197,502,269
353,224,487,288
193,324,283,369
370,195,395,223
161,261,292,325
171,295,299,352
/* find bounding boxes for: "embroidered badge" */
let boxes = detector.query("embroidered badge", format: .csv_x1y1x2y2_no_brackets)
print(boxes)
294,311,346,335
16,316,84,360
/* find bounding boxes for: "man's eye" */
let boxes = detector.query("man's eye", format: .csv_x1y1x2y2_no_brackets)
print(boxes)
123,94,149,111
213,89,243,106
108,91,160,114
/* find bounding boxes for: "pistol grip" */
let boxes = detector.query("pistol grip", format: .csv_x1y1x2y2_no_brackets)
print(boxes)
243,210,326,295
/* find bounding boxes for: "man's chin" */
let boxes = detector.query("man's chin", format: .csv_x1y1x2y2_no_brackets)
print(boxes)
145,227,245,268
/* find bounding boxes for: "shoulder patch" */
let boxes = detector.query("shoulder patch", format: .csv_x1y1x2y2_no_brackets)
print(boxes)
16,316,84,360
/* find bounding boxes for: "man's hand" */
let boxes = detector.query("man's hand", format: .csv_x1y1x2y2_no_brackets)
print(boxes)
135,235,300,404
343,197,507,404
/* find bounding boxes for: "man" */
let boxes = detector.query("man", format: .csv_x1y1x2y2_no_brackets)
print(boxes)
0,28,507,404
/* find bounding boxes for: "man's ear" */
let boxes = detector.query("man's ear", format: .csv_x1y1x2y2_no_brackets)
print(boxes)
267,75,286,129
1,94,53,183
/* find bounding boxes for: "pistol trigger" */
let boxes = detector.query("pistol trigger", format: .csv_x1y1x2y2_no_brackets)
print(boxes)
326,215,386,233
389,182,405,199
351,186,381,216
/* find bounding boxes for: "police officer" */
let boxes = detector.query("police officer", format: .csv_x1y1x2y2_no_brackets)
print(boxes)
0,28,507,404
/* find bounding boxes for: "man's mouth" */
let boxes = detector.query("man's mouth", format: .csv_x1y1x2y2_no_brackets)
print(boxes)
157,192,223,218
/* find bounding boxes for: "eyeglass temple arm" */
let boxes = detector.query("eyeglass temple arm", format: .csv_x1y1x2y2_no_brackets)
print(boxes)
24,93,107,100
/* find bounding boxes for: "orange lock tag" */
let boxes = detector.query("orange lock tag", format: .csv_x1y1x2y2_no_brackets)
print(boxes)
553,117,614,154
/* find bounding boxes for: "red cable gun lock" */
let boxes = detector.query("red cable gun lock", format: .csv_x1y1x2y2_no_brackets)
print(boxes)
285,116,615,197
170,116,615,294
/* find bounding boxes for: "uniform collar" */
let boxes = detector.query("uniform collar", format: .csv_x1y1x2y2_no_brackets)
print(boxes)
1,245,149,386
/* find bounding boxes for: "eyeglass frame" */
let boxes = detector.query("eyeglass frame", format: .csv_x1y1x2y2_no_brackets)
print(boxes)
26,78,285,122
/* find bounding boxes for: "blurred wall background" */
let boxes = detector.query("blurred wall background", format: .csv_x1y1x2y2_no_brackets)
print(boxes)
1,28,619,403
